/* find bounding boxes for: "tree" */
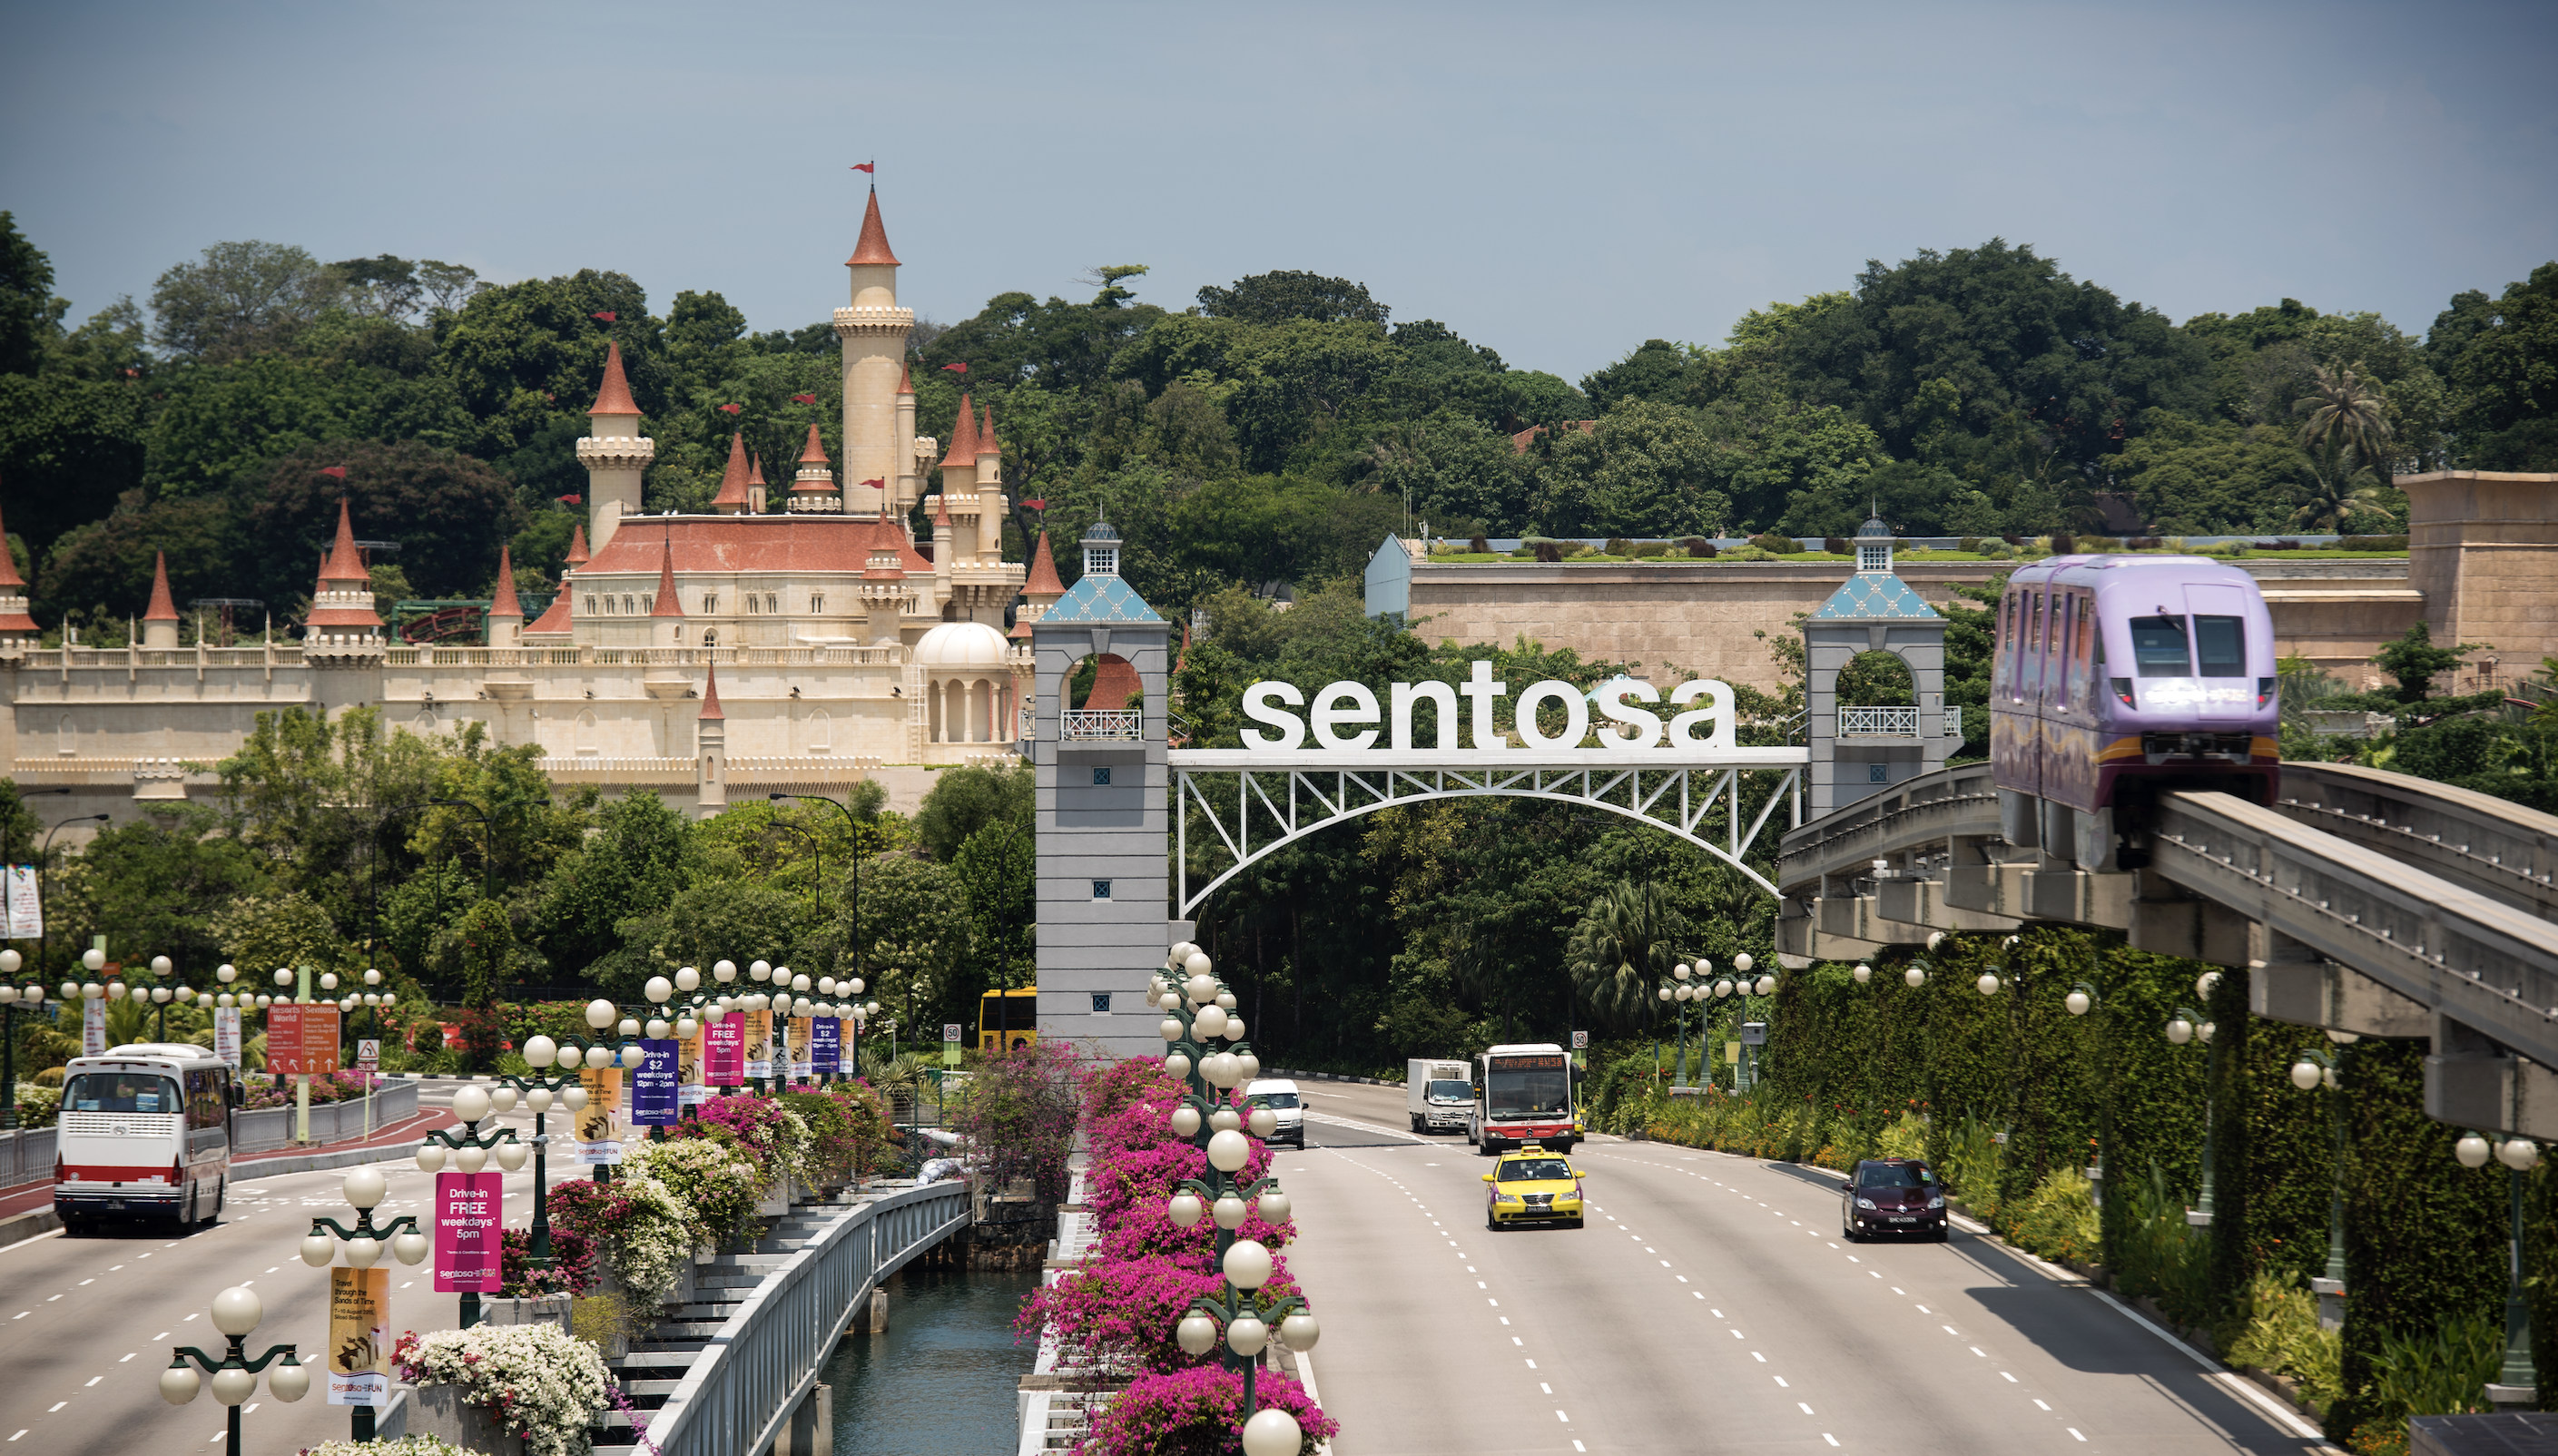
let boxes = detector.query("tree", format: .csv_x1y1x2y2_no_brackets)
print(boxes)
0,212,61,378
953,821,1036,989
2289,437,2393,533
1195,271,1388,327
431,270,664,457
149,241,342,362
241,440,525,607
2372,622,2482,704
2434,261,2558,469
1564,881,1686,1034
915,762,1034,861
0,372,149,565
2295,361,2392,467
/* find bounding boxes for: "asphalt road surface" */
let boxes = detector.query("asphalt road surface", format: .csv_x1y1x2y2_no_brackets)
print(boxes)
1277,1080,2330,1456
0,1096,590,1456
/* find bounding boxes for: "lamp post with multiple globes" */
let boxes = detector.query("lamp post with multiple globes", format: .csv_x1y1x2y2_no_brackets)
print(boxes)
297,1166,430,1441
2455,1126,2541,1403
157,1286,309,1456
1702,952,1765,1091
413,1084,530,1327
0,949,47,1128
2163,976,2220,1225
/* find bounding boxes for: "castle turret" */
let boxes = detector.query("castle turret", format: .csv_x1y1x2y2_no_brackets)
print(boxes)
695,663,727,819
835,189,912,523
746,455,768,516
306,499,385,659
487,546,524,646
648,532,684,647
710,432,753,516
0,499,36,648
891,359,919,516
789,423,841,513
576,341,653,554
142,550,181,651
936,394,979,566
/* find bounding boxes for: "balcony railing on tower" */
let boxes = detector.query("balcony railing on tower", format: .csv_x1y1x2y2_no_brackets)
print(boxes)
1836,706,1921,738
1060,709,1143,742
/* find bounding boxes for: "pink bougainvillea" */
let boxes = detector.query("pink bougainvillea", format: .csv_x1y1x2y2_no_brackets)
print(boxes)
1075,1365,1336,1456
1017,1254,1224,1375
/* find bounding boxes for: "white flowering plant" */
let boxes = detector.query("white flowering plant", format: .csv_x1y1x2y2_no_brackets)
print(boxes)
394,1323,613,1456
546,1171,694,1304
300,1438,472,1456
629,1126,766,1247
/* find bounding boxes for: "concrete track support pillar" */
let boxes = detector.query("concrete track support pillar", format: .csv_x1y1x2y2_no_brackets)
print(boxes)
775,1382,833,1456
2248,930,2431,1038
2129,869,2253,966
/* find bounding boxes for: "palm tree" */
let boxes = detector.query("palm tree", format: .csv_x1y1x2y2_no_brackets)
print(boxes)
2296,363,2393,471
2290,437,2393,533
1564,881,1686,1034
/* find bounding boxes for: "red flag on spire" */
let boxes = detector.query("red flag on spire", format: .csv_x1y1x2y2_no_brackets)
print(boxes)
591,310,617,322
851,162,874,173
320,466,348,479
859,477,885,488
792,392,816,405
718,402,743,415
1021,497,1047,511
557,494,584,505
940,362,967,375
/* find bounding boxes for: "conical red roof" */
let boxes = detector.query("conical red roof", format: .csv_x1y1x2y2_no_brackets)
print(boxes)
1022,531,1066,598
846,189,900,268
977,403,1001,459
799,421,830,464
565,525,590,567
320,499,370,585
489,546,523,618
590,340,641,417
698,663,725,721
711,432,753,509
143,551,180,621
0,498,25,588
939,393,978,470
790,422,834,494
897,360,914,395
650,534,684,617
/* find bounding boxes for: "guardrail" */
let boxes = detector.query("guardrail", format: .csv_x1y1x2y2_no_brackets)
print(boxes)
1061,710,1143,742
0,1126,58,1187
1835,706,1921,738
646,1179,970,1456
231,1079,420,1155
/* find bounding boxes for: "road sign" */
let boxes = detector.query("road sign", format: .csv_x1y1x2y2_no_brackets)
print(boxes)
1570,1030,1589,1049
356,1039,380,1073
267,1003,343,1076
942,1023,961,1044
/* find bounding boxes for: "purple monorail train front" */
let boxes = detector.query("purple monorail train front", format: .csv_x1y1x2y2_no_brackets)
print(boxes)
1990,556,2278,857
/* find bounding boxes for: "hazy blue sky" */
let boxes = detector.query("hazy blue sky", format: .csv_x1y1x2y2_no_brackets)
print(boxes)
5,1,2552,383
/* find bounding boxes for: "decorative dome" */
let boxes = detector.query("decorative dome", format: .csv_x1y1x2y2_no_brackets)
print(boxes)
1857,515,1892,538
912,620,1011,670
1083,518,1121,543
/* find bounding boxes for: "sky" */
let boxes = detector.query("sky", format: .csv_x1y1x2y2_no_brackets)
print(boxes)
4,0,2553,385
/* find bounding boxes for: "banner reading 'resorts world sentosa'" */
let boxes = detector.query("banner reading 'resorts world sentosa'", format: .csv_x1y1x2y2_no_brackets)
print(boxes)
1240,663,1738,753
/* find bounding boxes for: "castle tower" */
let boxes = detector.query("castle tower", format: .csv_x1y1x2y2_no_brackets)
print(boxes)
746,455,767,516
789,423,841,513
974,403,1007,566
142,551,181,651
575,341,653,554
835,189,912,518
891,360,919,516
710,433,753,516
0,500,36,650
486,546,524,647
695,664,728,819
305,499,385,661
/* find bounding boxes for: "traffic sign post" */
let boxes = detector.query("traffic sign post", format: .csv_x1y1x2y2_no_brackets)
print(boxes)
942,1022,962,1068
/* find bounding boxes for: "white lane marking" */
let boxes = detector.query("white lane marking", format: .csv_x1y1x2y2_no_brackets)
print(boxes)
184,1312,199,1321
84,1377,101,1387
1677,1274,1688,1283
1659,1260,1671,1267
1541,1382,1553,1393
1824,1436,1841,1448
1694,1292,1705,1299
1574,1443,1588,1452
152,1333,167,1340
1827,1242,1839,1248
46,1404,65,1412
1477,1282,1487,1289
1512,1336,1523,1345
2002,1372,2017,1382
1971,1346,1987,1357
1500,1317,1510,1325
1943,1324,1959,1334
45,1295,59,1303
2034,1400,2051,1411
1525,1360,1537,1369
1711,1308,1724,1317
1846,1255,1859,1263
1488,1298,1499,1306
1916,1305,1929,1313
1775,1376,1789,1388
1730,1329,1743,1338
76,1279,93,1286
2069,1431,2086,1442
1753,1352,1766,1363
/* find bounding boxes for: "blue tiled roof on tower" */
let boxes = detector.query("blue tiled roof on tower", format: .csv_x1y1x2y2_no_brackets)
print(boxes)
1809,573,1940,622
1044,574,1163,624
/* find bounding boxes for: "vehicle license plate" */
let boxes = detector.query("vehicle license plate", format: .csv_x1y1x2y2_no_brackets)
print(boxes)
1889,1216,1914,1224
107,1200,126,1210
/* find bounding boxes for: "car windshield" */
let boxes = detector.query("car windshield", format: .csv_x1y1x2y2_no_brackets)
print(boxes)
64,1072,180,1114
1250,1092,1300,1109
1499,1158,1573,1183
1426,1079,1472,1103
2193,615,2247,676
1859,1164,1934,1189
1487,1070,1569,1118
2129,615,2191,676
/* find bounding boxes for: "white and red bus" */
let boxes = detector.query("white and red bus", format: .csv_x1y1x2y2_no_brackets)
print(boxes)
54,1043,234,1233
1470,1044,1579,1156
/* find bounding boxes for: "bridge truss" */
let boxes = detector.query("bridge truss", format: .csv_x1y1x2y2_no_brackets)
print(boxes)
1168,747,1809,919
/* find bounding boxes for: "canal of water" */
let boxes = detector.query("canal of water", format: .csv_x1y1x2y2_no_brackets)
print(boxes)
822,1263,1040,1455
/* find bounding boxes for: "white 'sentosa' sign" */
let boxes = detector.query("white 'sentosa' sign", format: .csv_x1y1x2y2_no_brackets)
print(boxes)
1243,661,1736,753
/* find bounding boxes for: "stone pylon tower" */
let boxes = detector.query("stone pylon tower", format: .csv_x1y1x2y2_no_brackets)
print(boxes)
1032,518,1170,1058
835,189,912,516
1803,515,1955,817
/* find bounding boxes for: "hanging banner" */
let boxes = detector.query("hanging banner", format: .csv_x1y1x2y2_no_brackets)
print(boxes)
577,1064,625,1165
743,1008,773,1080
791,1015,814,1083
213,1006,242,1065
82,997,106,1057
704,1016,743,1087
326,1265,390,1407
432,1171,502,1293
677,1026,706,1107
811,1017,841,1077
3,864,38,938
633,1039,678,1126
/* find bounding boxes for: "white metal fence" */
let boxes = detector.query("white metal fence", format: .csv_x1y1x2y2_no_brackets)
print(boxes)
1836,706,1921,737
1061,710,1144,741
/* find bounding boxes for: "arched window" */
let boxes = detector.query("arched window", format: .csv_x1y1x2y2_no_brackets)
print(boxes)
57,713,74,756
576,709,599,755
811,593,825,615
702,628,717,646
807,709,831,753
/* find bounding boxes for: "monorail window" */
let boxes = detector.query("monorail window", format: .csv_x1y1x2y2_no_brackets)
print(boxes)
2129,615,2191,676
2193,615,2247,677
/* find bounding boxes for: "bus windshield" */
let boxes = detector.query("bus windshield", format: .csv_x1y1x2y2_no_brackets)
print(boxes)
65,1072,181,1114
1486,1067,1569,1118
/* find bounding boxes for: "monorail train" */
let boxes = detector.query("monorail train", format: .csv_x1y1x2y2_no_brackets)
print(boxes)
1990,554,2278,870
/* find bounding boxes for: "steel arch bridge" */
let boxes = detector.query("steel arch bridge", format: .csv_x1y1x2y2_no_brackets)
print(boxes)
1168,747,1810,920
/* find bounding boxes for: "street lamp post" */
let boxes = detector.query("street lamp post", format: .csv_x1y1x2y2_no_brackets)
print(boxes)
296,1166,430,1442
1707,953,1764,1091
0,950,47,1128
2455,1127,2542,1404
37,812,110,978
2163,991,2219,1225
157,1286,310,1456
2289,1042,2352,1330
1657,959,1702,1089
413,1084,530,1327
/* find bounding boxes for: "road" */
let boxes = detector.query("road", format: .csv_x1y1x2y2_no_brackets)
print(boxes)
0,1083,593,1456
1277,1080,2330,1456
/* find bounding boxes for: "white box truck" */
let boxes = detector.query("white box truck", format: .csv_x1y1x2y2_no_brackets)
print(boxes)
1407,1059,1472,1135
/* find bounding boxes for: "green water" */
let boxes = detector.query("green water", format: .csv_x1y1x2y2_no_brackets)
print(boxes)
823,1263,1040,1455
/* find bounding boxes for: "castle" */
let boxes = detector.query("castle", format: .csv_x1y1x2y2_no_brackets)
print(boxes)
2,189,1062,831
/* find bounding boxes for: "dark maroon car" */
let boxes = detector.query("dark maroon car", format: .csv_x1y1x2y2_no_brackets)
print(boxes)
1841,1157,1947,1242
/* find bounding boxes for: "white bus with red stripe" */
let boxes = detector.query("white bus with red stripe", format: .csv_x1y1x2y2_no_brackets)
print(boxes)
54,1043,234,1232
1470,1044,1579,1155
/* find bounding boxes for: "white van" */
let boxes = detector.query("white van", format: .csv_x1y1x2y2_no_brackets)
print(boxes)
54,1043,233,1233
1243,1078,1304,1148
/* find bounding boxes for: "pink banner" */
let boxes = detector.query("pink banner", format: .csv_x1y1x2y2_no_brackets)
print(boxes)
704,1017,744,1086
432,1171,502,1293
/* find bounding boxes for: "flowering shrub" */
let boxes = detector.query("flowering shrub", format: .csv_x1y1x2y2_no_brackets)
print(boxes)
499,1226,596,1297
1017,1254,1224,1375
9,1084,60,1128
394,1322,614,1456
299,1437,473,1456
952,1042,1082,1202
626,1134,762,1249
682,1093,814,1191
548,1173,694,1303
1076,1365,1336,1456
241,1069,384,1110
1083,1058,1187,1126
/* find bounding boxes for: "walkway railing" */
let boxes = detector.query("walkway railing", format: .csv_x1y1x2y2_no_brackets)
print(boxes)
645,1179,970,1456
1062,710,1144,741
1836,706,1920,737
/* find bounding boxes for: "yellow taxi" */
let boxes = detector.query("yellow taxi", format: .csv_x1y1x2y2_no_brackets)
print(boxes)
1480,1144,1586,1230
